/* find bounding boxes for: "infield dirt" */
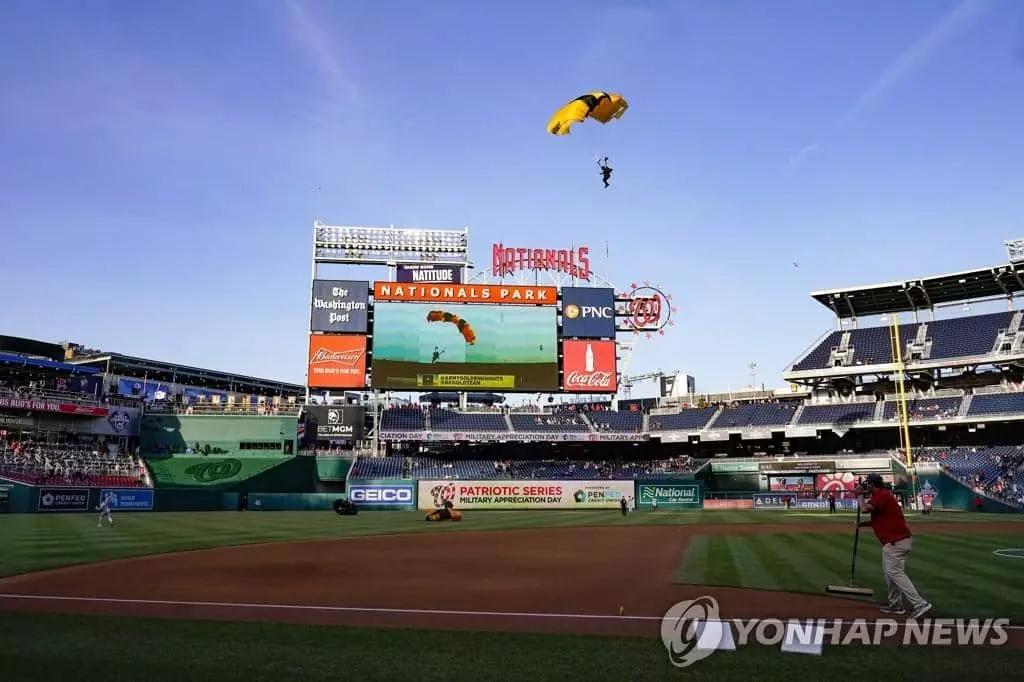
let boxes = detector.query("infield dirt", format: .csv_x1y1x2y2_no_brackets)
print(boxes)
1,522,1021,643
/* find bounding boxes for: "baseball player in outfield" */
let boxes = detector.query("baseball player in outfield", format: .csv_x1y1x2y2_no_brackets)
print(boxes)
97,493,115,528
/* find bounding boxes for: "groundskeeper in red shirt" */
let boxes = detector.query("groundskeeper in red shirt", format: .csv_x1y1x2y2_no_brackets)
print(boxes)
858,473,932,619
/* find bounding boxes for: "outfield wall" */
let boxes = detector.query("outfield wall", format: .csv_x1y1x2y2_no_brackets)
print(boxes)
417,480,634,510
145,456,317,493
140,414,298,457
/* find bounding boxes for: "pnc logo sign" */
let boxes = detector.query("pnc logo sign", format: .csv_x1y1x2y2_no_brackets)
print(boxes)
349,486,414,504
561,287,616,339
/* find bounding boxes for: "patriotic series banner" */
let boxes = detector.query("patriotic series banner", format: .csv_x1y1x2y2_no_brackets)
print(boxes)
417,480,634,510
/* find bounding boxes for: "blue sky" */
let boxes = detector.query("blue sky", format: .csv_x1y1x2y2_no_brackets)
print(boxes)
2,0,1023,397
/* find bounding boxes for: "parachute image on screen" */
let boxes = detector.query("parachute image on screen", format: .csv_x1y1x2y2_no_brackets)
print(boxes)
371,303,558,391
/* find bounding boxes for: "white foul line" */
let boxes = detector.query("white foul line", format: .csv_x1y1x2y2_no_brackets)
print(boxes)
0,594,661,621
0,594,1021,631
993,549,1024,559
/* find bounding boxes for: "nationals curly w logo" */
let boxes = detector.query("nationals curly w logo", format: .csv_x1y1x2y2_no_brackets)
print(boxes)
429,482,457,508
184,458,243,483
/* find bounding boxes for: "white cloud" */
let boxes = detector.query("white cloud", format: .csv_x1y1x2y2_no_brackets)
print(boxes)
788,143,821,169
282,0,360,107
838,0,991,128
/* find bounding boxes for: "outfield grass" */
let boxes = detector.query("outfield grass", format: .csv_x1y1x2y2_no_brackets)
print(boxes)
677,529,1024,620
2,509,1023,680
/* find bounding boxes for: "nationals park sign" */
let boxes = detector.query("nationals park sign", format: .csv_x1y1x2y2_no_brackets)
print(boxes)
418,480,633,510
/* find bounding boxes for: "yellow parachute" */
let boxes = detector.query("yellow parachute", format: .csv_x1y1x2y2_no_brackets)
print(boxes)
546,92,629,135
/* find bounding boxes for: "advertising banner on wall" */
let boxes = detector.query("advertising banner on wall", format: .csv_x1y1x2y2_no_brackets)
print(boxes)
373,282,557,305
90,407,142,437
306,405,365,440
417,479,633,510
0,414,34,428
100,489,155,511
310,280,370,333
347,480,417,510
37,488,90,512
752,493,859,510
0,396,108,418
636,483,703,510
307,335,368,389
379,431,646,442
396,265,462,284
560,287,616,339
561,339,617,393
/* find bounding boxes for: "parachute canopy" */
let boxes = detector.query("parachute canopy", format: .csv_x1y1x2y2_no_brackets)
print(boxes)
546,91,629,135
426,310,476,345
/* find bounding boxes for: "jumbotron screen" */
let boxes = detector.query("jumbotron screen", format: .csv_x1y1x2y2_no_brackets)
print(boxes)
371,302,558,391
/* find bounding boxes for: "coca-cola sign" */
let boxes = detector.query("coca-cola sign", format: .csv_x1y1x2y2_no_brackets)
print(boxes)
561,340,618,393
565,370,614,390
307,335,368,389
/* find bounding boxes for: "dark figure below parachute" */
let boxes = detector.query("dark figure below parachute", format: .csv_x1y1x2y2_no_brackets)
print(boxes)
597,157,613,188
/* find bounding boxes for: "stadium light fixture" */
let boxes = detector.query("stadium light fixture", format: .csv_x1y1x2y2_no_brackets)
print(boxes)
1006,239,1024,264
313,222,470,266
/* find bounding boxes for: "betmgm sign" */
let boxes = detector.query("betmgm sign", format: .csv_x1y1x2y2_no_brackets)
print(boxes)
306,405,365,441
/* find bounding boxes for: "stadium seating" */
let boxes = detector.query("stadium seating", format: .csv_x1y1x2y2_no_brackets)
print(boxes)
792,311,1017,371
587,410,643,432
967,392,1024,418
350,456,405,479
408,458,512,480
711,402,797,429
797,403,877,425
648,407,718,431
430,408,509,432
0,439,147,488
407,456,708,481
913,446,1024,506
509,413,590,433
882,396,961,421
380,406,426,431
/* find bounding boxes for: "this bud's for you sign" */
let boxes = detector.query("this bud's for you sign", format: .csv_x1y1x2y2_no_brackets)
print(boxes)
562,340,618,393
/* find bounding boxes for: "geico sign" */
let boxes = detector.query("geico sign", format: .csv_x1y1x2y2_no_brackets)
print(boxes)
350,487,413,503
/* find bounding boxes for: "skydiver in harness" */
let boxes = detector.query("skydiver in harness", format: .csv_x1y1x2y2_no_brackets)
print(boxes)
597,157,613,188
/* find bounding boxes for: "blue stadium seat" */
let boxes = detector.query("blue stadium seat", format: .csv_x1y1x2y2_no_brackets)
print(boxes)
797,403,876,425
509,413,589,433
648,407,718,431
587,410,643,433
380,406,426,431
711,403,797,429
882,396,961,421
967,393,1024,417
429,409,509,432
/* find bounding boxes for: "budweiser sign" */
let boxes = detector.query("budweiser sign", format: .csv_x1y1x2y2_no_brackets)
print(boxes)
565,370,613,390
307,335,368,389
492,243,591,280
561,340,618,393
0,395,108,417
311,348,363,365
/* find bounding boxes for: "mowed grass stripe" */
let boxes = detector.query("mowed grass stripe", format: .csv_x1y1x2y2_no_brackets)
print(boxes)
762,533,851,591
893,536,1024,618
675,535,710,585
724,535,778,590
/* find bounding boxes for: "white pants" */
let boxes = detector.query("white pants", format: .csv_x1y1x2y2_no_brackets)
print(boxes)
882,537,926,610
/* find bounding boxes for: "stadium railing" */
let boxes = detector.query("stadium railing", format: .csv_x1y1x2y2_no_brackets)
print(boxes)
164,403,302,416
